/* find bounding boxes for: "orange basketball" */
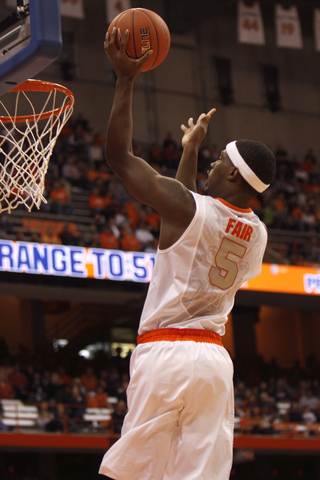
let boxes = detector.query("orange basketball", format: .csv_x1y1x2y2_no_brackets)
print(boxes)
107,8,171,72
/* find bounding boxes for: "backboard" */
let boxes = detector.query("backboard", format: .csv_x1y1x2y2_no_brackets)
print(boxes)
0,0,62,96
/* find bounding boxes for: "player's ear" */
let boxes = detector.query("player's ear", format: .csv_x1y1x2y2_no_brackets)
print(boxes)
228,166,240,181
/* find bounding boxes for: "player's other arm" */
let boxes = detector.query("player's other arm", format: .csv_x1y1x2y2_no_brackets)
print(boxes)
175,110,216,192
104,28,195,228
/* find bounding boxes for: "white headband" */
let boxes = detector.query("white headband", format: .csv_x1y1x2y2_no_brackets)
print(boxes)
226,141,269,193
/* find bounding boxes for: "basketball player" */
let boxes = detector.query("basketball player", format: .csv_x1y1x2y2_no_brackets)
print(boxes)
100,28,276,480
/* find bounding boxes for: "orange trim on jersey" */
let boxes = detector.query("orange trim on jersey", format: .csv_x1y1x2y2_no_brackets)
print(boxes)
137,328,223,346
217,198,252,213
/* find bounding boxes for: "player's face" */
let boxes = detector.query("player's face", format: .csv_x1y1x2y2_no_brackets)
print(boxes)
205,149,234,196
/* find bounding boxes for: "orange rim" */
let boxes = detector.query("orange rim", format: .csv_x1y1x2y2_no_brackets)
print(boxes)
0,79,74,123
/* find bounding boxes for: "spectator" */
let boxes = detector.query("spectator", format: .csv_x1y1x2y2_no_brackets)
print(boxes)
301,205,316,232
45,403,78,433
27,369,44,394
76,161,90,190
298,389,319,411
114,207,129,230
41,226,61,245
116,373,129,402
106,369,121,397
45,372,64,403
87,385,109,409
162,140,179,169
288,402,302,423
108,217,121,240
112,400,127,435
49,180,74,215
88,134,105,169
16,231,29,242
249,196,263,219
262,203,277,228
135,220,155,251
59,223,79,246
81,223,100,248
258,391,275,409
57,365,73,387
0,369,15,399
36,401,54,430
301,149,317,174
81,367,98,394
28,386,47,403
68,385,86,421
29,231,42,243
67,124,87,156
89,187,107,215
273,378,291,402
8,364,28,400
144,239,159,253
125,198,141,229
161,131,179,169
107,176,128,203
144,206,161,234
99,225,119,250
120,225,142,252
198,143,214,173
301,407,317,425
62,155,81,186
87,164,112,187
103,193,119,219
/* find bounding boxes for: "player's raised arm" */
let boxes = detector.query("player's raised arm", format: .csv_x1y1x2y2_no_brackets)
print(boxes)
104,28,195,227
176,109,216,192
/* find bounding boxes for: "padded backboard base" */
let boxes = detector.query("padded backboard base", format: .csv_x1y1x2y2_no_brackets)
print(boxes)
0,0,62,97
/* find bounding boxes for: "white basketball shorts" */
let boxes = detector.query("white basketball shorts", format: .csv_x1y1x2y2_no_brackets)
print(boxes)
99,334,234,480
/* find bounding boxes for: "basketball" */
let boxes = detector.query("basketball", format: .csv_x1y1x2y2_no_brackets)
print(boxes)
107,8,171,72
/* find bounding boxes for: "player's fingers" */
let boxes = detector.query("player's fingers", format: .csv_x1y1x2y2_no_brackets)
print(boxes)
181,124,187,132
188,117,194,128
109,27,117,46
104,32,110,52
206,108,216,118
136,49,153,67
104,32,109,45
119,29,129,52
199,108,216,126
106,27,117,53
196,113,207,126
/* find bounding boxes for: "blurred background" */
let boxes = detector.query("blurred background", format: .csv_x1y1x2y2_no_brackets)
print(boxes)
1,0,320,479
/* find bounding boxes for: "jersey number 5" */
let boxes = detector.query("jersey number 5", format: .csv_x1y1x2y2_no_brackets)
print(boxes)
209,237,247,290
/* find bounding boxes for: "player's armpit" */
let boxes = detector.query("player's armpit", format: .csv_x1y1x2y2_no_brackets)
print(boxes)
108,151,195,228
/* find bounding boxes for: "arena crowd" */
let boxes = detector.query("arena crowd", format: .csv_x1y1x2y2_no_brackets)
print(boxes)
0,114,319,266
0,337,320,437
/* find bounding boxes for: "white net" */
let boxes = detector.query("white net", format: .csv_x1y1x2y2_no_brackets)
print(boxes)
0,80,74,213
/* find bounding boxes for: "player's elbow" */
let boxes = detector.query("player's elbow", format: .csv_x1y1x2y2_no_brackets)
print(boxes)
105,147,113,167
105,145,128,175
105,145,119,169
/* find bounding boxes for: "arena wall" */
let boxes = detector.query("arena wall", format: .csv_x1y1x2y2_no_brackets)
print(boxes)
35,0,320,160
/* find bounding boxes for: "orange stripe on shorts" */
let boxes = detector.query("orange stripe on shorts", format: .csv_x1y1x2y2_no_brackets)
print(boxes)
137,328,223,346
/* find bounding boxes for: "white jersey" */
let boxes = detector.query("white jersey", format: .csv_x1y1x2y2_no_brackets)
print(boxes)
138,192,267,336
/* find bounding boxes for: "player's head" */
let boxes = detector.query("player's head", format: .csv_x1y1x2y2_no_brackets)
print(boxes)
227,140,276,196
205,140,276,200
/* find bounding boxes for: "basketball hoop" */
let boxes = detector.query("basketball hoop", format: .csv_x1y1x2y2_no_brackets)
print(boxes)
0,79,75,213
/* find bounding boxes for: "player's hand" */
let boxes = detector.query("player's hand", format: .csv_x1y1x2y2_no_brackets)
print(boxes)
181,108,216,148
104,28,153,80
